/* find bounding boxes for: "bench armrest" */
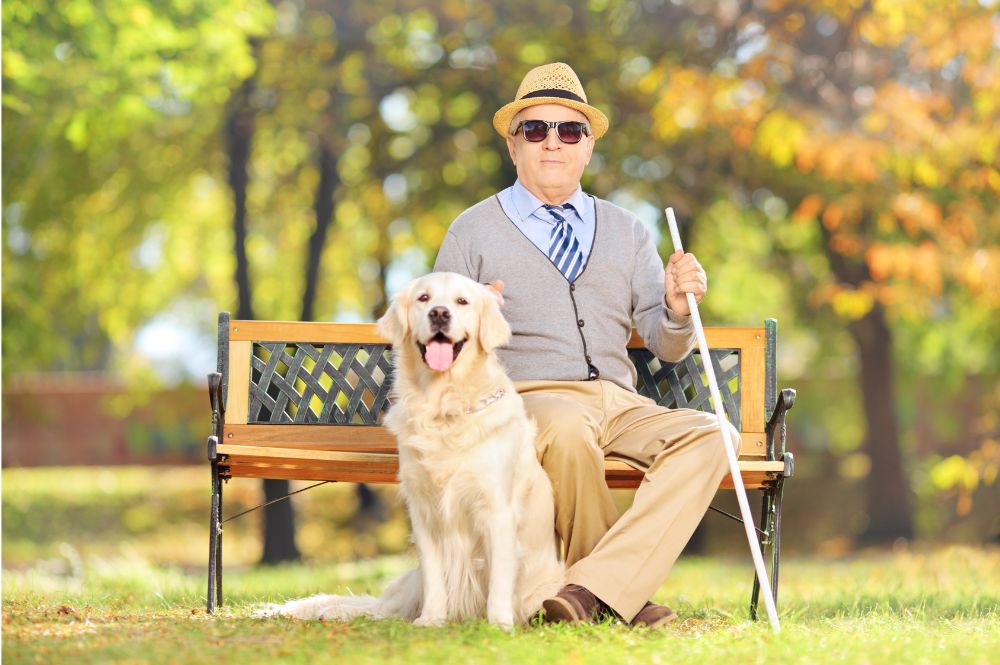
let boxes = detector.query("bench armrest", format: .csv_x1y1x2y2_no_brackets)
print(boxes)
207,372,225,459
765,387,796,461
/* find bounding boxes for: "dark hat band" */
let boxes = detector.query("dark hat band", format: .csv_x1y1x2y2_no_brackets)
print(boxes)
520,88,586,104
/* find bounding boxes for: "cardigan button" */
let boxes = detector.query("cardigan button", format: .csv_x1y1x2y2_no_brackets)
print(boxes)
577,319,585,328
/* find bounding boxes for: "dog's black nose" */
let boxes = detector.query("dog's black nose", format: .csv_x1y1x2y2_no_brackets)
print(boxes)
428,306,451,329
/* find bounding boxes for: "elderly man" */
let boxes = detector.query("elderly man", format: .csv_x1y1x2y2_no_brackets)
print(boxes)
433,63,735,628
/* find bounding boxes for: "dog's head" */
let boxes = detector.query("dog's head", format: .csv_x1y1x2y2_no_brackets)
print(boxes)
377,272,510,373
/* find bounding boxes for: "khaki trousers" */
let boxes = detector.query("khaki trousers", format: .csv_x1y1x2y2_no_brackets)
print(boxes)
515,379,736,622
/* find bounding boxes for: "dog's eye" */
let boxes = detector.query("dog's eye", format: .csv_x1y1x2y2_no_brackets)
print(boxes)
417,293,430,302
456,297,469,306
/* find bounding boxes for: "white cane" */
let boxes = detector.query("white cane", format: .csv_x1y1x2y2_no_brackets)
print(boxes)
665,207,781,633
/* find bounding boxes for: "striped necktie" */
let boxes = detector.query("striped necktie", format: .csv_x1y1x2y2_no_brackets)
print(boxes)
544,204,584,282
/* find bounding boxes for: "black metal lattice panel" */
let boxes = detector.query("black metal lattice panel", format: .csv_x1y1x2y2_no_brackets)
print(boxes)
246,342,739,426
249,342,392,425
629,347,741,425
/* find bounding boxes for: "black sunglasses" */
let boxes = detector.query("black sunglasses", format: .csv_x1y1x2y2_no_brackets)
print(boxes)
512,120,592,144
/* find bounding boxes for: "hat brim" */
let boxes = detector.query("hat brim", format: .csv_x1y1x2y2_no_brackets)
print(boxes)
493,97,609,139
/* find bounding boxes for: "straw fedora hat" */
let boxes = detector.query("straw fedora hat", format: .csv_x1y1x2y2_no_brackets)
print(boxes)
493,62,609,139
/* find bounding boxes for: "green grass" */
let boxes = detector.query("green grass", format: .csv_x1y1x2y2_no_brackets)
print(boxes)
3,549,998,664
3,467,999,663
1,466,416,568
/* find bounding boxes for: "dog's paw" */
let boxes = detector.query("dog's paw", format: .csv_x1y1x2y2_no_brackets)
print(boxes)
413,614,445,627
487,610,515,632
252,604,283,618
491,618,515,633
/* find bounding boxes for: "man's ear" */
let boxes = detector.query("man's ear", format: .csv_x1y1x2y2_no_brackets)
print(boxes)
477,284,511,352
505,133,518,166
377,282,413,344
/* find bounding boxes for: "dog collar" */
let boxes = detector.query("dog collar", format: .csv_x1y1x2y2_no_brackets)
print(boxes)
463,387,506,414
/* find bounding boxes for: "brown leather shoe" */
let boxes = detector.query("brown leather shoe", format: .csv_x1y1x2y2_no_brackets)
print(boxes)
630,601,678,628
542,584,609,624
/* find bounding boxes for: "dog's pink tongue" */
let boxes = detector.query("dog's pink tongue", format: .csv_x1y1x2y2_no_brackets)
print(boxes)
424,340,454,371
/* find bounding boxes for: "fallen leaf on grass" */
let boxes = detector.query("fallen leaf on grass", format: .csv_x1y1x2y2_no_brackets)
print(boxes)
670,616,729,636
324,623,355,636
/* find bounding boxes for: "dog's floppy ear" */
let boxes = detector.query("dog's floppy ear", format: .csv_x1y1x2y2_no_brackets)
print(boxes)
477,283,511,352
377,282,413,344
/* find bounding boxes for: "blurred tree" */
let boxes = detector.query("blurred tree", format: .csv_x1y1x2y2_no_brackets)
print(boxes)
223,36,302,564
635,0,999,541
231,0,527,560
2,0,273,375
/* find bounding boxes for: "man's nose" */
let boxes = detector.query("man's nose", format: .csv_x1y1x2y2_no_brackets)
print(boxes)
428,306,451,329
542,126,561,149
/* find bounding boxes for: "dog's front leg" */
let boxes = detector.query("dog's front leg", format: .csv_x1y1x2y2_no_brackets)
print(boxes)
486,506,517,629
410,512,449,626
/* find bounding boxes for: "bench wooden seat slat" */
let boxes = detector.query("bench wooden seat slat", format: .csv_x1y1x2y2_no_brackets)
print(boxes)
220,464,781,490
216,444,396,464
225,465,399,484
215,444,784,490
220,424,765,456
229,321,393,344
230,321,763,347
222,424,399,451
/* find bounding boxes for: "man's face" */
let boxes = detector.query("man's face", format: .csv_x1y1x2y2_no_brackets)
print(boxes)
505,103,595,201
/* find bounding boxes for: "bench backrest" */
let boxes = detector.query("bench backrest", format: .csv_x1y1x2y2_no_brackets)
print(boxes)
216,313,777,458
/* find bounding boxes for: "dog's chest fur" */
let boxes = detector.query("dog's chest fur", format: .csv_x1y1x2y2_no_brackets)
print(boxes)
391,399,525,529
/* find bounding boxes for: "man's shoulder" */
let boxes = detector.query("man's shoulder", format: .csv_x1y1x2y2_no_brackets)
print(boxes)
449,195,504,232
592,196,642,224
591,196,652,245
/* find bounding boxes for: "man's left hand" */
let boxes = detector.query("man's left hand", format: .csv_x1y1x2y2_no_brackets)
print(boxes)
664,250,707,316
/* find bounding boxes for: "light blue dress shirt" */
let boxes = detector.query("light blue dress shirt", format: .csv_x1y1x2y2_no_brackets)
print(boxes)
496,179,596,263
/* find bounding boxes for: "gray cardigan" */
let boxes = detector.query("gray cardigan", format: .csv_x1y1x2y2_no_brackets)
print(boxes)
433,195,694,392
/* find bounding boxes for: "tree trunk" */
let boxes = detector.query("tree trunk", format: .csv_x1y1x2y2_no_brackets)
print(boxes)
816,212,914,543
301,142,338,322
226,75,255,323
260,479,301,563
849,303,914,542
225,43,301,564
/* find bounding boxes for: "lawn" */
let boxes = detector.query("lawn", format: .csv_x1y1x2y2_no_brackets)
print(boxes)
3,467,998,664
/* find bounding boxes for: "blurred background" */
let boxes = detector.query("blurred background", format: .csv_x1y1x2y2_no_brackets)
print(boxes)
3,0,998,578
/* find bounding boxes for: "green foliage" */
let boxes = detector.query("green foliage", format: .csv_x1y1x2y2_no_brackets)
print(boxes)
2,0,273,372
7,0,997,361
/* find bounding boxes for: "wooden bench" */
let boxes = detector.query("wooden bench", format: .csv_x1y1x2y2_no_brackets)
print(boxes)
206,312,795,619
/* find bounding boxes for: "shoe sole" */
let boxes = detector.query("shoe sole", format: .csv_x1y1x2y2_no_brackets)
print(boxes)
542,597,582,624
633,610,678,629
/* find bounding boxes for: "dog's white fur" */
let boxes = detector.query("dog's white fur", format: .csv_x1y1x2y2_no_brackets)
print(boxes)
257,272,564,628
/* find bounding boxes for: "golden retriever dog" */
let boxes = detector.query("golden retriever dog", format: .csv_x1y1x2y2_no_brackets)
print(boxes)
258,272,564,628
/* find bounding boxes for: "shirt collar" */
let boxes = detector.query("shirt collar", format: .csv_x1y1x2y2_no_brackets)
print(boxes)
511,179,586,224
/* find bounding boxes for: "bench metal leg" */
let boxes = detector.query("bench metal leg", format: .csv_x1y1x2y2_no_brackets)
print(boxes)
208,461,222,613
749,477,783,620
216,471,224,608
749,488,771,620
